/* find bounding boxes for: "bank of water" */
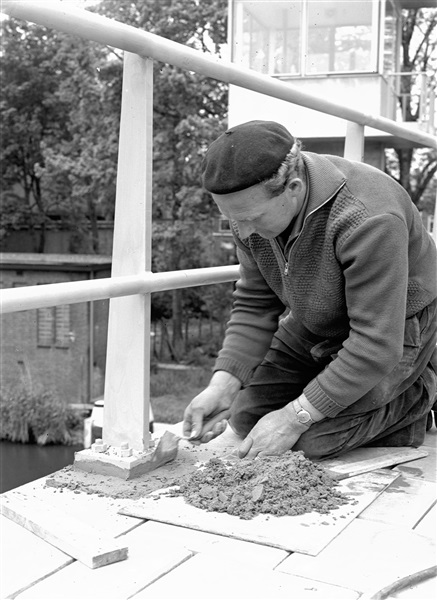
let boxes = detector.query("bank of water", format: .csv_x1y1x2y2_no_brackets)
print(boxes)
0,441,83,493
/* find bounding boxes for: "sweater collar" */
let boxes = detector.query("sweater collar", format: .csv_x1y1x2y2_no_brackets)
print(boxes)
301,152,347,216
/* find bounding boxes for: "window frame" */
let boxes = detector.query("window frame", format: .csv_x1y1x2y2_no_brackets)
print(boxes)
37,304,71,349
232,0,382,78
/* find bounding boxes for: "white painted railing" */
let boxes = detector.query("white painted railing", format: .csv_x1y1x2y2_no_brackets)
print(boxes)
0,266,241,314
1,0,436,450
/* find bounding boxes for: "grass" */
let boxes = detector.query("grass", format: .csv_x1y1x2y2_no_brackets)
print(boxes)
150,364,213,424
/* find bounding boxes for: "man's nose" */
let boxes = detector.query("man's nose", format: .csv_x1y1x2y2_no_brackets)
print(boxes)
237,222,254,238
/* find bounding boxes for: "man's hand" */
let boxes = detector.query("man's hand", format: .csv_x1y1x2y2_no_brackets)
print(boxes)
183,371,241,444
238,402,310,459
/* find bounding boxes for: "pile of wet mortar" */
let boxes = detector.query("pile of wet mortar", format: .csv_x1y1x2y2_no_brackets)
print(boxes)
165,451,350,519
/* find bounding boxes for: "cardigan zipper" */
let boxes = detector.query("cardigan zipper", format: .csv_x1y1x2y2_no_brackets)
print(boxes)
283,181,346,276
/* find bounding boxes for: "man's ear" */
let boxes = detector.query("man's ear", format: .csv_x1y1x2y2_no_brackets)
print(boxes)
288,177,304,196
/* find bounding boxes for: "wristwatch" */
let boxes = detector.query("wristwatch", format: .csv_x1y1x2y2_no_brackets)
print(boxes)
293,398,315,427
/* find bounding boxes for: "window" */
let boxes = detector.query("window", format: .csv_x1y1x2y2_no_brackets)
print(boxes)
382,0,399,75
233,0,380,76
218,216,232,233
37,305,71,348
306,1,376,74
234,1,303,74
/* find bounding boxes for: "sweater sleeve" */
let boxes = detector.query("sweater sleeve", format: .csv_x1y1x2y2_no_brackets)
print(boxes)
304,213,409,416
214,242,286,385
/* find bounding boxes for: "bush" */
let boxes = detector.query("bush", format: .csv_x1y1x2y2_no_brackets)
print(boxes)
150,365,213,424
0,387,78,445
150,366,212,397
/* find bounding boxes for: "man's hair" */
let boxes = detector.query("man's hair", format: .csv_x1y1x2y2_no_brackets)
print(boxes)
262,139,304,197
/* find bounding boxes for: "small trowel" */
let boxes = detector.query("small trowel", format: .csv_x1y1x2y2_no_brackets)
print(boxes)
147,430,188,471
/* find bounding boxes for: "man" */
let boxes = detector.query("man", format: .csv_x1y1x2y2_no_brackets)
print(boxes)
183,120,437,460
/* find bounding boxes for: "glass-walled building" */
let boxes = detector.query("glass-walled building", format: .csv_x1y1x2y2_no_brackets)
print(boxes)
232,0,395,76
227,0,432,163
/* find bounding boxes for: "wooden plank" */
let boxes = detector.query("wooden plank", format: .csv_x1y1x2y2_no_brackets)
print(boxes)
1,515,73,599
358,475,436,529
28,476,144,538
131,552,359,600
16,521,192,600
394,445,436,483
1,493,128,569
414,504,437,539
120,470,398,556
4,475,144,539
103,52,153,452
277,519,436,595
140,521,289,568
321,447,428,477
137,520,235,554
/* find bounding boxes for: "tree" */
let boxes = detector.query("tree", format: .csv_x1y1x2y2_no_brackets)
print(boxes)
0,19,70,250
0,16,121,252
385,8,437,211
1,0,230,359
39,37,122,253
96,0,229,358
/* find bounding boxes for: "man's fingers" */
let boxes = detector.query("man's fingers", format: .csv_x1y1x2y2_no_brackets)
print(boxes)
238,436,253,458
213,419,227,436
186,408,206,440
197,419,228,444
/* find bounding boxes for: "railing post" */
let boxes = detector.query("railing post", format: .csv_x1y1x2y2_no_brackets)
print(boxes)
344,121,365,162
103,53,153,452
419,72,427,125
428,89,435,134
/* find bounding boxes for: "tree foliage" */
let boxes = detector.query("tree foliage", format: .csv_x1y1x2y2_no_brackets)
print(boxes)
1,0,230,358
385,8,437,210
95,0,229,356
1,0,228,247
0,15,121,251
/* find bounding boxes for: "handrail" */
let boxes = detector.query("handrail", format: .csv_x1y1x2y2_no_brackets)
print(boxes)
1,0,436,149
2,0,435,452
0,266,240,314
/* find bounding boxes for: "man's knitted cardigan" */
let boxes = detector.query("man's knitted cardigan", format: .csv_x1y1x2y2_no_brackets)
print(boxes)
213,152,437,417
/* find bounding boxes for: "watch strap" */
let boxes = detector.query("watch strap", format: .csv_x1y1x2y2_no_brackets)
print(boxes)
294,398,315,426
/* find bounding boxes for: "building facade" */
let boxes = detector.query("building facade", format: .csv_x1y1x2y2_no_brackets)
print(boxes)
0,254,111,404
228,0,435,165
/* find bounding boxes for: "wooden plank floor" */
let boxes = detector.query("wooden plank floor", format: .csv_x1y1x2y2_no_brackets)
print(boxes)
1,427,435,600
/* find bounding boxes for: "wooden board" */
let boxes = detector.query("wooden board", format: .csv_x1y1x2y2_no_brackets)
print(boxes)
394,445,436,483
16,522,193,600
321,447,428,477
358,475,436,529
1,491,128,569
277,518,436,595
414,504,437,539
131,552,360,600
120,470,398,556
1,515,73,600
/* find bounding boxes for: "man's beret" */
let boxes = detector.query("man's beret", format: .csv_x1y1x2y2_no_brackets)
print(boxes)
202,120,295,194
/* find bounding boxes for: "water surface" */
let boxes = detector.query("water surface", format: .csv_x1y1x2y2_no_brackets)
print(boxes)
0,441,82,493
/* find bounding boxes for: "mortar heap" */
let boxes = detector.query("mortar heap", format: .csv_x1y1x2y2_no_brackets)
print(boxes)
168,450,350,520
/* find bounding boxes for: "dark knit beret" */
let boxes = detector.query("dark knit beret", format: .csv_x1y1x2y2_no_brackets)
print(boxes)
202,120,295,194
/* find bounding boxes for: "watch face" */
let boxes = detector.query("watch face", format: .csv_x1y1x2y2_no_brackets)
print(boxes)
297,409,311,424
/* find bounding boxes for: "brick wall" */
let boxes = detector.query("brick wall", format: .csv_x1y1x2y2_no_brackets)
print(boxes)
1,268,109,404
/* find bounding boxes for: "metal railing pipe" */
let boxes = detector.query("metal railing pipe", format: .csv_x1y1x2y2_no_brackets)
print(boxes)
2,0,436,149
0,266,240,314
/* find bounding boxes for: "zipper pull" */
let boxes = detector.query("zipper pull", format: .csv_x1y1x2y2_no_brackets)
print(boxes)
284,261,289,276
